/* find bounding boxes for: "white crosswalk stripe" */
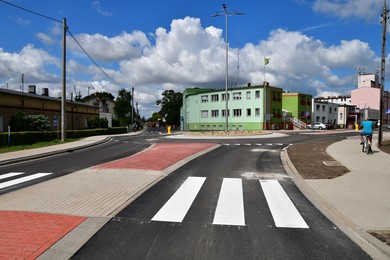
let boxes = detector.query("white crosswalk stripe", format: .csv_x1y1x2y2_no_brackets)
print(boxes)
0,172,52,189
260,180,309,228
0,172,25,180
151,177,308,229
213,178,245,226
152,176,206,223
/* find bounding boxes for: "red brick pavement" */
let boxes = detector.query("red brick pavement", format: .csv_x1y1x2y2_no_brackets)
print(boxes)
0,211,86,259
95,143,216,170
0,142,216,259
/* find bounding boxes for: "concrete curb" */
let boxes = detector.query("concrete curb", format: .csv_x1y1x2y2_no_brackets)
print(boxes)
280,146,390,260
0,137,112,167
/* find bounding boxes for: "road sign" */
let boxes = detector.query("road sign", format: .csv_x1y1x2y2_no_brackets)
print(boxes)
180,116,184,121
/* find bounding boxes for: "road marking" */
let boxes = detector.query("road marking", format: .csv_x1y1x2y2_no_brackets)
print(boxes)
0,173,52,189
213,178,245,226
0,172,25,180
152,176,206,223
260,180,309,228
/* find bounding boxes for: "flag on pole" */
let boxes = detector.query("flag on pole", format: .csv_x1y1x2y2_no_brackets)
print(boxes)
264,57,270,65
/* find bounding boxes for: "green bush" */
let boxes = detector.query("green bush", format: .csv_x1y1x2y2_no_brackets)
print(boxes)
0,127,128,148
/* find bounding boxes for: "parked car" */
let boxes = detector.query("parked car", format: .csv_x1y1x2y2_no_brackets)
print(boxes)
306,122,327,130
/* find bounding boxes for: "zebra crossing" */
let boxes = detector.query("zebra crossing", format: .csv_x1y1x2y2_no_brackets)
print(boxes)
0,172,52,190
151,176,309,229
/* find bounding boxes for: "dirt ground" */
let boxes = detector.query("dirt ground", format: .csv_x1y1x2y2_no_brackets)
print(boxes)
287,140,350,179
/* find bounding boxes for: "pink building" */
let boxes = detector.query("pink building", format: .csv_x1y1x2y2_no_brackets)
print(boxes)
351,74,381,110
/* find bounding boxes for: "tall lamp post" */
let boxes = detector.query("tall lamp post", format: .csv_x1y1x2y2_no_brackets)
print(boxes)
212,4,244,131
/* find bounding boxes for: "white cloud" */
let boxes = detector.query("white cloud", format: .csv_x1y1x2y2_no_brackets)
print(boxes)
0,16,384,117
68,31,151,62
37,33,56,45
313,0,382,19
91,1,112,17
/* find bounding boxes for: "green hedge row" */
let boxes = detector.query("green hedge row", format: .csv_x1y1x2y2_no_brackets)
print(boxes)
0,127,128,147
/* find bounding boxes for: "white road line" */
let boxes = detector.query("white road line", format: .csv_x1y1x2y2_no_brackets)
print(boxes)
0,172,25,180
260,180,309,229
0,173,52,189
152,176,206,223
213,178,245,226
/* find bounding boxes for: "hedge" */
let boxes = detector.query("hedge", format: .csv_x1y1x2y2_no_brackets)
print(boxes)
0,127,128,147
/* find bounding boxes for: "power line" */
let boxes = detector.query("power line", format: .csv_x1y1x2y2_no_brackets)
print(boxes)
0,0,62,23
1,0,127,89
67,29,126,88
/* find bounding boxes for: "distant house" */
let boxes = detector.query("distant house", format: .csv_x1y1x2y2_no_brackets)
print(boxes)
82,95,116,127
180,83,283,131
0,87,99,132
312,100,338,126
282,92,313,125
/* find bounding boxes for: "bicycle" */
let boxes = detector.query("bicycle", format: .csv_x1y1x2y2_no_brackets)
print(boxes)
361,134,372,155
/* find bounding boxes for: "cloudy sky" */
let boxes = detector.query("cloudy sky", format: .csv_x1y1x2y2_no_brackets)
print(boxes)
0,0,388,118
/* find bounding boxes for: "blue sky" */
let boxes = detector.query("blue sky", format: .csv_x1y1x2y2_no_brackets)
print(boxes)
0,0,388,117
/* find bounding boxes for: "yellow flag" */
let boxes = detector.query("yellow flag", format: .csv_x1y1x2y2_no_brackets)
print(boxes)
264,57,270,65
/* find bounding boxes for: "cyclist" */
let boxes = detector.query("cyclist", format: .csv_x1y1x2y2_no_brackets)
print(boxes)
359,117,374,145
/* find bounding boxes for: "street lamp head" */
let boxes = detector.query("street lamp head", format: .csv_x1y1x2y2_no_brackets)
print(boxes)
222,4,226,10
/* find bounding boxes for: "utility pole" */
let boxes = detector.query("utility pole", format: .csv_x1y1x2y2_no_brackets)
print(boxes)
131,87,134,131
61,18,67,141
212,4,244,131
379,0,388,146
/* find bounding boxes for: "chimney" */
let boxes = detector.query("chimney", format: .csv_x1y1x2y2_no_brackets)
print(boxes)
42,88,49,96
28,85,36,94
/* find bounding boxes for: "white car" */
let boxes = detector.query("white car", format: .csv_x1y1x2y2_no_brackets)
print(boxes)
307,122,327,130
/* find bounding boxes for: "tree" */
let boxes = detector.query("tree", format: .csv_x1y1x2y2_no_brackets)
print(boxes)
156,90,183,126
82,92,115,102
113,88,134,125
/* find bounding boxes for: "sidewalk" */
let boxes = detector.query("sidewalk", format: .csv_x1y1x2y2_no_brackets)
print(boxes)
0,130,389,259
283,131,390,259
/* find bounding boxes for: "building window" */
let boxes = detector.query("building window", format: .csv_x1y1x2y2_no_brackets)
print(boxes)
222,93,230,101
211,94,219,102
233,109,242,117
316,104,320,111
222,109,230,117
201,95,208,103
211,110,219,117
246,108,251,116
201,110,208,118
339,113,343,120
322,105,326,111
255,90,260,99
246,91,251,99
255,108,260,116
233,92,242,100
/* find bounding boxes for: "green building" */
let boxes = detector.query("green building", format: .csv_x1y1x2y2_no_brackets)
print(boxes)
282,92,313,124
180,84,284,131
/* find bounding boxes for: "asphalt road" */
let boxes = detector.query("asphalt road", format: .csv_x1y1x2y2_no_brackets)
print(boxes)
71,130,368,259
0,128,368,259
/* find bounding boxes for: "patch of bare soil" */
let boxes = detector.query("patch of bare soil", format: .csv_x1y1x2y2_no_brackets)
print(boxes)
368,230,390,246
378,140,390,155
287,140,350,179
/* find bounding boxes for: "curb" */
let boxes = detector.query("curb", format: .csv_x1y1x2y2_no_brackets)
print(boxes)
0,137,112,167
280,146,390,260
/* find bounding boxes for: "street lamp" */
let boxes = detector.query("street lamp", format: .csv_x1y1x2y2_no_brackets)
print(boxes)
212,4,244,131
